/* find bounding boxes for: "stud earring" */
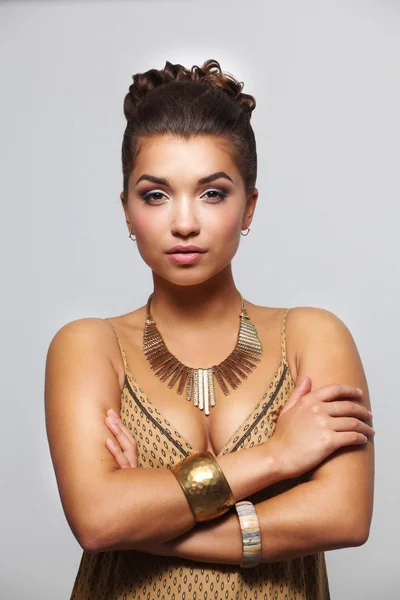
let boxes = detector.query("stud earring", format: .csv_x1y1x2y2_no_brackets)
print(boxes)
241,227,250,236
129,231,136,241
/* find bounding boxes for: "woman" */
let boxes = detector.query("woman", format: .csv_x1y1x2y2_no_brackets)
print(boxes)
45,59,375,600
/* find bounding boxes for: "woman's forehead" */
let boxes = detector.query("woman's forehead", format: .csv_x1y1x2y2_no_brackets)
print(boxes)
133,135,239,179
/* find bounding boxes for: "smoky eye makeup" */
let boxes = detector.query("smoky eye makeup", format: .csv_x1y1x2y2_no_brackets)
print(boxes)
139,187,230,204
140,190,166,203
202,188,229,201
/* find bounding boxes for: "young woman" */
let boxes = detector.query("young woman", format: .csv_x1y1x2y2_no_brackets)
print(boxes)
45,59,375,600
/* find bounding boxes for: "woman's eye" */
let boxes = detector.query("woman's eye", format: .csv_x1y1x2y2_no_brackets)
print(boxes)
141,191,166,204
203,189,227,202
140,189,227,204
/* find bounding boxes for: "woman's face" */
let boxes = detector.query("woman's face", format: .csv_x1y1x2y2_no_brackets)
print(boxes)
121,134,258,287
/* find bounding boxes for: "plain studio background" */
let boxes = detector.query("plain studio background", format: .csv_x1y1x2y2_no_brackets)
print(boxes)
0,0,398,598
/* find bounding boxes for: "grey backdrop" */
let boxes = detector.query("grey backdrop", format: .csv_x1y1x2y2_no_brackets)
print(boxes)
1,1,398,598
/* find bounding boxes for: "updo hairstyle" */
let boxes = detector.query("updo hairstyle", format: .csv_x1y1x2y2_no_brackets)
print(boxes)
121,59,257,201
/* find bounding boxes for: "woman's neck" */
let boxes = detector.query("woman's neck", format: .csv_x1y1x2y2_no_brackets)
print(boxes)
149,265,242,330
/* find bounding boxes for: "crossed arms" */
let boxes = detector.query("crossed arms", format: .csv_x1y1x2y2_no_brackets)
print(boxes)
45,307,374,564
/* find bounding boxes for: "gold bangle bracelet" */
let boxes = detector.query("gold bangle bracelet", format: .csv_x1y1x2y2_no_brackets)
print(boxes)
171,451,235,522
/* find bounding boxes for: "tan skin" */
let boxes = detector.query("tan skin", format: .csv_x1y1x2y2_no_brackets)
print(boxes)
45,134,375,564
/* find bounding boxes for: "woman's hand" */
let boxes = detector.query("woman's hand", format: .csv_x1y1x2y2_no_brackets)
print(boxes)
270,376,375,480
104,409,138,468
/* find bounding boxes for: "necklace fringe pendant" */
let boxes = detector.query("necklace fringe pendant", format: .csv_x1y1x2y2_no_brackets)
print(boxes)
143,294,263,415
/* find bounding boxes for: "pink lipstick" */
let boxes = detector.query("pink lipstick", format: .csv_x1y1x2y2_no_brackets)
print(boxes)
166,244,207,265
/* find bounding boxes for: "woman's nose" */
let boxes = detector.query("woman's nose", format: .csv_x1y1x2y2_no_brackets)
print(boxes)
171,197,200,237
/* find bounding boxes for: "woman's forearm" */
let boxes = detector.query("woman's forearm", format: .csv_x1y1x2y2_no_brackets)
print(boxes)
217,440,282,500
93,442,282,553
131,477,368,565
133,509,243,564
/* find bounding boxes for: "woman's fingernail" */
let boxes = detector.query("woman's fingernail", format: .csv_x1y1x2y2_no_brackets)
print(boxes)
110,409,119,419
106,438,115,448
106,416,118,427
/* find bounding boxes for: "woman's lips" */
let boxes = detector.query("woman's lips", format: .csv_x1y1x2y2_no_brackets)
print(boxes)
167,252,206,265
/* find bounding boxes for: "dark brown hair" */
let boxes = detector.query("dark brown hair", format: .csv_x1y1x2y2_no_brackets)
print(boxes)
121,59,257,201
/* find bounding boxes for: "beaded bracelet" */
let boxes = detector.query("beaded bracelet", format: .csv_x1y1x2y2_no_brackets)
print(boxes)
235,500,262,568
171,451,235,522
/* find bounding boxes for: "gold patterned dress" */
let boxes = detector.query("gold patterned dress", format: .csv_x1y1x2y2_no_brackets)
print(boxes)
70,309,330,599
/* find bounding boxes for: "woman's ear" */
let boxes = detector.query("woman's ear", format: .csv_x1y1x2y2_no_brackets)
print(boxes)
120,192,133,234
242,188,258,229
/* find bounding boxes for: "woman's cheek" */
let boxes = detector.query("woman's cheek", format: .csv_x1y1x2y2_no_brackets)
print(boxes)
136,238,162,269
133,216,165,261
217,215,242,250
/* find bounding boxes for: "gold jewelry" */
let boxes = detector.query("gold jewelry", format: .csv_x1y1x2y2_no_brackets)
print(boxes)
143,293,263,415
129,231,136,241
171,451,235,522
241,227,250,236
235,500,262,568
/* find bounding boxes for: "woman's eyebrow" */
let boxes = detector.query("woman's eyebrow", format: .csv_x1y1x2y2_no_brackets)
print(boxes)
135,171,234,186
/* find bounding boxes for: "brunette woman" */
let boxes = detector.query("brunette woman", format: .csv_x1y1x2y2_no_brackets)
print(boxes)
45,59,374,600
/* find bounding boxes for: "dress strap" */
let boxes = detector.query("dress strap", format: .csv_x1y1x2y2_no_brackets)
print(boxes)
104,318,129,374
280,308,291,364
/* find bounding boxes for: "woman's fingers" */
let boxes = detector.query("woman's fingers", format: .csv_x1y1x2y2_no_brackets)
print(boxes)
281,382,366,418
326,400,373,421
313,383,363,402
329,416,375,438
280,376,312,415
331,431,370,447
106,437,134,468
105,410,138,468
116,417,137,444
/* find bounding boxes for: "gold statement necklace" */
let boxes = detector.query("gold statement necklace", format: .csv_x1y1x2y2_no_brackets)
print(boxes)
143,293,263,415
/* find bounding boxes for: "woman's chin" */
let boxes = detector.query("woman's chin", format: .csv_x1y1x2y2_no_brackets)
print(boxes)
151,264,231,287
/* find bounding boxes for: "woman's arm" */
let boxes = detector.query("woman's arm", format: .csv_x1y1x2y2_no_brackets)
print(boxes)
108,307,375,563
45,318,284,553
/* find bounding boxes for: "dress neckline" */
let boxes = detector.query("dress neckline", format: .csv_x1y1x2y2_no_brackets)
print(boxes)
122,356,289,457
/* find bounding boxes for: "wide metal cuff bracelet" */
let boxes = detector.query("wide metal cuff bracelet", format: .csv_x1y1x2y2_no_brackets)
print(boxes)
171,451,235,522
235,500,262,568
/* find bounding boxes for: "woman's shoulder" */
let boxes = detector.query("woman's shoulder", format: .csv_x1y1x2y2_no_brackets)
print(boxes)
48,316,114,349
245,302,352,382
46,309,145,388
284,304,347,324
276,306,357,378
46,318,119,378
254,303,354,362
282,305,351,338
49,305,145,342
251,301,348,332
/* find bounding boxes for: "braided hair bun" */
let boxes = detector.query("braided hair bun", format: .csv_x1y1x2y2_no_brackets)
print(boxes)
123,59,256,121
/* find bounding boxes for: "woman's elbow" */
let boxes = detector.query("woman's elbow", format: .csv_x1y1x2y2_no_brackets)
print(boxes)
71,519,104,554
79,523,110,554
75,503,142,553
340,514,371,548
68,508,112,554
349,521,371,547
